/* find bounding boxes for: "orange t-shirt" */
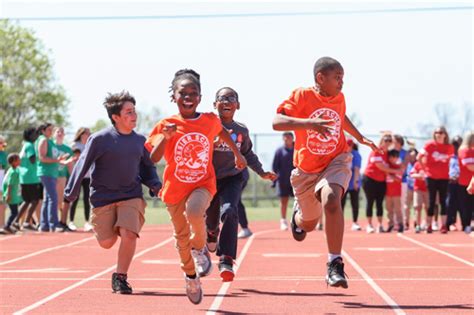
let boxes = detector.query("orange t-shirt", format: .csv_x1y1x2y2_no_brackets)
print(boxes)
276,87,348,173
145,112,222,204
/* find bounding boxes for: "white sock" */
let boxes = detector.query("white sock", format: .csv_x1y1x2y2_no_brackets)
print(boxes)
328,253,342,263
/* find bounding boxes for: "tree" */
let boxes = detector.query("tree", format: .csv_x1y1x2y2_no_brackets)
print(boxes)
0,20,68,151
90,119,109,134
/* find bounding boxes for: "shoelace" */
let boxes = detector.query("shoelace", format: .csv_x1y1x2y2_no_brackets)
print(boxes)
193,248,208,266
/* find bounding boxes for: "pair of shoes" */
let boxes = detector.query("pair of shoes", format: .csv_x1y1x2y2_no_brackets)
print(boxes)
351,223,361,231
218,255,235,282
191,247,213,277
440,225,448,234
68,222,77,231
290,208,306,242
326,257,348,289
83,222,93,232
112,272,132,294
280,219,288,231
366,225,375,234
185,275,203,304
206,230,218,252
386,225,394,233
377,225,385,233
237,228,252,239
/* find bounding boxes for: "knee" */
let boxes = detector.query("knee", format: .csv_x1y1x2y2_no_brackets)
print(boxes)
324,193,341,214
119,229,138,242
98,237,117,249
220,203,238,222
300,219,318,232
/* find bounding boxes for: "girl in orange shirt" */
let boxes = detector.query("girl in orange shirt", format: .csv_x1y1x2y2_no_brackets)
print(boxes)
146,69,246,305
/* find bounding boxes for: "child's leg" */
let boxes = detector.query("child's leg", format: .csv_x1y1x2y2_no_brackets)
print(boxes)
280,196,289,220
6,204,19,228
205,194,220,236
394,197,403,227
320,184,344,255
186,188,212,252
117,227,138,274
0,194,5,228
386,197,394,228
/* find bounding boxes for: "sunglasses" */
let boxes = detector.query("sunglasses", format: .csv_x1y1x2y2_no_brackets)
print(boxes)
434,131,445,135
216,95,238,103
383,138,392,142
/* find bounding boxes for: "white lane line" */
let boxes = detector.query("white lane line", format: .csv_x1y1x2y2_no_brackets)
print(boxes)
0,237,95,266
12,237,173,315
206,229,278,315
353,247,418,252
0,235,22,242
342,249,406,315
262,253,321,258
0,268,87,273
398,234,474,267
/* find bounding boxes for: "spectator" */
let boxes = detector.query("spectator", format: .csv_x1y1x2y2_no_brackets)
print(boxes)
457,131,474,233
392,134,410,229
404,148,417,229
0,136,7,234
2,154,22,234
446,136,463,231
385,149,403,232
341,138,362,231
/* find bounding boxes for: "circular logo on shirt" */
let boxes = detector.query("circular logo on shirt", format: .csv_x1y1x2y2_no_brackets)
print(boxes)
174,132,210,183
306,108,341,155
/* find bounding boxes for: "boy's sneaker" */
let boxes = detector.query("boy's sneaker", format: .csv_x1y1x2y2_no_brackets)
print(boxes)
366,225,375,234
112,273,132,294
207,230,218,252
326,257,348,289
218,256,235,282
290,209,306,242
185,275,203,305
351,223,361,231
237,228,252,239
68,222,77,231
280,219,288,231
440,225,448,234
191,247,213,277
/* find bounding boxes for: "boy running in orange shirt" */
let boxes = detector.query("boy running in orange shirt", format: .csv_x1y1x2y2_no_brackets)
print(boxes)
273,57,379,288
146,70,246,305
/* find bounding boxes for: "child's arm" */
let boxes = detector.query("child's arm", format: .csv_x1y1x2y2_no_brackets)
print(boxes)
272,114,334,136
140,145,163,197
343,115,380,153
38,138,67,164
240,131,277,181
150,124,176,164
467,176,474,195
218,129,247,170
4,185,11,204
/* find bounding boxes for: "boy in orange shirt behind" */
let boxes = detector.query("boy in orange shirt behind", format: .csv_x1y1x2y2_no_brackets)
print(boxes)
146,69,246,305
273,57,379,288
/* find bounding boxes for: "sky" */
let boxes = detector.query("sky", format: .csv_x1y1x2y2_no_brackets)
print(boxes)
1,0,473,168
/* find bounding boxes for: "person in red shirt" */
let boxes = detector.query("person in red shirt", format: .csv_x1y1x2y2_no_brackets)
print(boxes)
363,134,402,234
146,69,246,305
457,131,474,233
410,155,429,233
385,149,403,233
273,56,379,289
419,127,454,233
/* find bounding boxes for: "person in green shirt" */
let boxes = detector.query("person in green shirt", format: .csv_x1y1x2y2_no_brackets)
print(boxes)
0,135,8,233
36,123,68,232
2,153,23,234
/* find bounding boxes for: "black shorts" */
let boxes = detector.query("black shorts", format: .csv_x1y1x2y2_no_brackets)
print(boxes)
21,183,43,203
276,182,294,198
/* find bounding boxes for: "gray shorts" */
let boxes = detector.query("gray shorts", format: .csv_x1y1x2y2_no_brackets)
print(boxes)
290,152,352,221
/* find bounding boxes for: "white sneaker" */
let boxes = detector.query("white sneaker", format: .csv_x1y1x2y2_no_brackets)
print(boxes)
316,223,323,231
83,222,93,232
191,247,213,277
351,223,362,231
185,275,203,305
464,226,472,234
68,222,77,231
280,219,288,231
366,225,375,234
432,222,439,231
237,228,253,239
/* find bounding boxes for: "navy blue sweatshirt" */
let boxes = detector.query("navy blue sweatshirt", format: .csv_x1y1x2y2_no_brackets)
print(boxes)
64,126,161,207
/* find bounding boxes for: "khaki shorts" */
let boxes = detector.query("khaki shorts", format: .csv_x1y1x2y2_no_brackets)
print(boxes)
91,198,146,241
414,190,428,209
290,153,352,221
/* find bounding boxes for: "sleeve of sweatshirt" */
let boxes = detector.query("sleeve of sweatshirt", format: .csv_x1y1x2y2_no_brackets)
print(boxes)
240,130,264,176
64,136,100,203
139,145,162,192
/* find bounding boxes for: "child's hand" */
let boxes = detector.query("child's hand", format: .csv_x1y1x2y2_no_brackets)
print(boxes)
58,154,70,165
234,153,247,170
162,123,177,140
361,137,382,154
260,171,278,181
308,117,335,138
467,177,474,195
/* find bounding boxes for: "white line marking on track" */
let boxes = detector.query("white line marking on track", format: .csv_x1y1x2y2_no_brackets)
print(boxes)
12,237,173,315
261,253,321,257
439,243,474,248
354,247,418,251
0,235,22,242
0,268,87,273
206,229,278,315
398,234,474,267
342,249,406,315
142,259,220,264
0,237,95,266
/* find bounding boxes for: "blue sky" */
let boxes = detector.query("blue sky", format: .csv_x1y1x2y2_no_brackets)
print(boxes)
2,0,473,168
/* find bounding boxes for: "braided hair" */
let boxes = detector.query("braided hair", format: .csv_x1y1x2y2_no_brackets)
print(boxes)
170,69,201,101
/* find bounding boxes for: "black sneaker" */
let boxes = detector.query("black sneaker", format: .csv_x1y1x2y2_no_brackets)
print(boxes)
12,222,21,231
218,256,235,282
56,222,73,233
291,209,306,242
23,223,38,231
326,257,348,289
386,225,394,233
112,273,132,294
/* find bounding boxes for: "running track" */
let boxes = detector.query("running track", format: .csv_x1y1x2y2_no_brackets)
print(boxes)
1,222,473,314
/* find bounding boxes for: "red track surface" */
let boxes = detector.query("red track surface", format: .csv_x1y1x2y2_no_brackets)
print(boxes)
1,222,473,314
